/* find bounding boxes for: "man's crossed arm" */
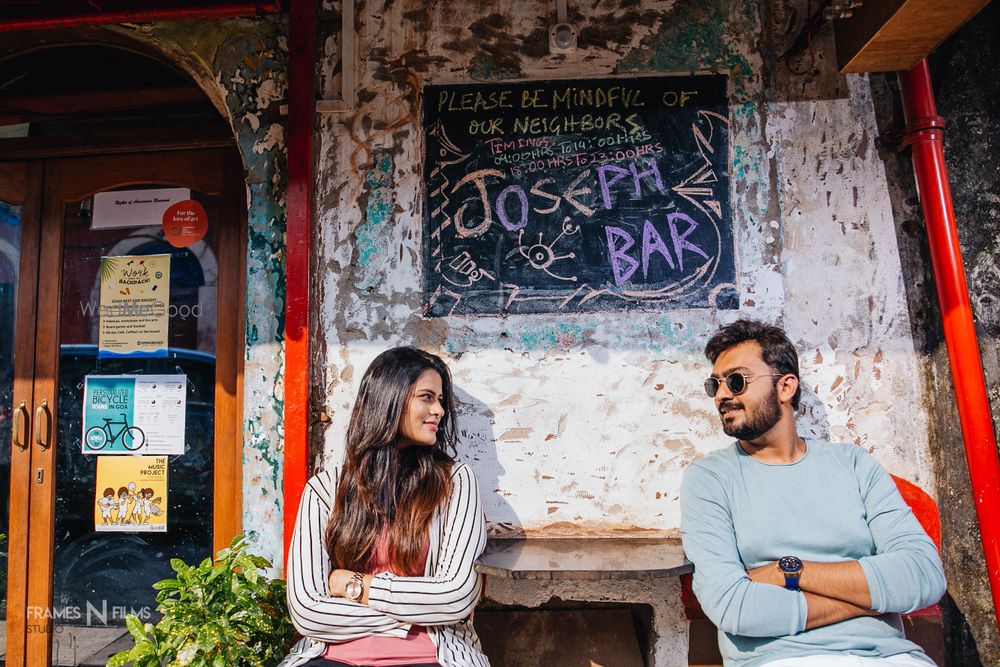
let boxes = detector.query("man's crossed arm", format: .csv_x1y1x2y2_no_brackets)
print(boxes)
748,560,879,629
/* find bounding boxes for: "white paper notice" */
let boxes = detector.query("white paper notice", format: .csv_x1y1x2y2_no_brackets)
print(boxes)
92,187,191,230
133,375,187,455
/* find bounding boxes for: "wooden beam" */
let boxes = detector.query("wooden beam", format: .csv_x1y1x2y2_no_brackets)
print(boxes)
0,1,281,32
0,85,207,123
0,123,234,160
835,0,991,73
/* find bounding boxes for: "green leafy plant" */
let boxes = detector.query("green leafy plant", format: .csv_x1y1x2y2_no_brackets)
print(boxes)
108,535,295,667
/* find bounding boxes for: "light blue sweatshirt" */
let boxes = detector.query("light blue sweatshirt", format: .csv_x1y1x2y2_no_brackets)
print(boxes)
680,440,946,667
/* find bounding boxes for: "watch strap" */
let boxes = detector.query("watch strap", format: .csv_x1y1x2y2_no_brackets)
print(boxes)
345,571,365,601
776,556,803,591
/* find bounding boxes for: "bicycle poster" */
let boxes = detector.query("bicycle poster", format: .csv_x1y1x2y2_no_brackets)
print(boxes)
82,374,186,455
94,455,168,532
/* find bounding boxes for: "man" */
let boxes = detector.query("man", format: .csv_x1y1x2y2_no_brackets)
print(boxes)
681,319,946,667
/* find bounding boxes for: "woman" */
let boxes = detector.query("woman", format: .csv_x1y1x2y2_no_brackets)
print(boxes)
282,347,490,667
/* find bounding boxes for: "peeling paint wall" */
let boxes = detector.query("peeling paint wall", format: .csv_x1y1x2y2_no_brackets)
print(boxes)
311,1,935,663
125,17,289,569
215,29,288,569
26,0,950,663
314,0,933,534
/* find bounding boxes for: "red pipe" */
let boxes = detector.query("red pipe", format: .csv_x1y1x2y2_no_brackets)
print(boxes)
283,0,313,568
0,2,280,32
899,58,1000,630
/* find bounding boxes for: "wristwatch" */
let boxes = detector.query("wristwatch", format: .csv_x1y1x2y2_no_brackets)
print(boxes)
777,556,804,591
345,572,365,602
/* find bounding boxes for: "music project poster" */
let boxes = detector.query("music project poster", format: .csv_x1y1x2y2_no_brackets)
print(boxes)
98,254,170,359
82,374,186,456
94,456,168,533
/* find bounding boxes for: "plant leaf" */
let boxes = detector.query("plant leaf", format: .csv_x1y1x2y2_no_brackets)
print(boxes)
153,578,182,591
124,614,148,642
106,649,132,667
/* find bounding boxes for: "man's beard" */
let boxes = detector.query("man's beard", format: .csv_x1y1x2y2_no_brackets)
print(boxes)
720,386,782,441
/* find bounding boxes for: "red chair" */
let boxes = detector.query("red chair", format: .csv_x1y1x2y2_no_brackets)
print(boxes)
889,474,942,619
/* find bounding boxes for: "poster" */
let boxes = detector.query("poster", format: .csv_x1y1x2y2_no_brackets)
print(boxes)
92,187,190,230
95,456,168,532
83,374,186,455
98,254,170,358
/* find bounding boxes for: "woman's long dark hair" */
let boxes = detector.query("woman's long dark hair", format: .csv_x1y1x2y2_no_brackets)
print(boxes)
325,347,457,575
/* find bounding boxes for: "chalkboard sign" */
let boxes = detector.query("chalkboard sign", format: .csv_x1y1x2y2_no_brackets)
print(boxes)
422,75,735,316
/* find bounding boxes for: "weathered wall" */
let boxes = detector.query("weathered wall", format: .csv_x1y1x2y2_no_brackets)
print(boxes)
17,0,959,664
310,2,936,663
122,18,289,568
314,0,933,538
870,3,1000,664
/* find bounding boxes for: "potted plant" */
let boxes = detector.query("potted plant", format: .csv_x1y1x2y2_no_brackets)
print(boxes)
108,534,295,666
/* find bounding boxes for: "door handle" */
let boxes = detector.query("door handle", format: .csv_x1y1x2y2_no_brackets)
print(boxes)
12,401,29,451
34,399,51,449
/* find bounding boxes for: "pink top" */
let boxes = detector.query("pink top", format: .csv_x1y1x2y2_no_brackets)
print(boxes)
323,532,437,666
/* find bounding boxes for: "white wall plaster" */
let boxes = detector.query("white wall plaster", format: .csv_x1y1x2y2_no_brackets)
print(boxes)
766,76,932,485
313,0,932,536
308,0,936,662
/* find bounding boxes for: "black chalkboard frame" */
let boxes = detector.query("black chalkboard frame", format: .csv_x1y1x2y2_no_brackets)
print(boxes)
421,74,737,317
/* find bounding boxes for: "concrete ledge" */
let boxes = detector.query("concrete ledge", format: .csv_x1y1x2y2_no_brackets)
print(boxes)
476,537,692,580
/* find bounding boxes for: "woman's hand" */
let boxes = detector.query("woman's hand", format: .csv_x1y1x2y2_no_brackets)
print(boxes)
328,569,373,604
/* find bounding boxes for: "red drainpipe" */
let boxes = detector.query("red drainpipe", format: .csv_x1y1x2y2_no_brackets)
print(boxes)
899,58,1000,630
0,3,281,32
284,0,314,567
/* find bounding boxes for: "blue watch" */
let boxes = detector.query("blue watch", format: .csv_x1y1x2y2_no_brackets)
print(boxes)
777,555,804,591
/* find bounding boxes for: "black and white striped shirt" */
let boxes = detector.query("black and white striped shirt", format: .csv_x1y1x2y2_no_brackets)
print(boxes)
280,462,491,667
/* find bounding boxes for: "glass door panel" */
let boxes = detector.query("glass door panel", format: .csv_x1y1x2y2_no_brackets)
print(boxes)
0,187,23,666
50,188,220,665
0,159,41,667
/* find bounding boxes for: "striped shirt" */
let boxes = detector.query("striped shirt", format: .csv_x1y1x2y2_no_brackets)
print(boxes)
280,462,491,667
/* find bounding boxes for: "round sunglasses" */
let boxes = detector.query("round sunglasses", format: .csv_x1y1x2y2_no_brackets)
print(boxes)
704,372,785,397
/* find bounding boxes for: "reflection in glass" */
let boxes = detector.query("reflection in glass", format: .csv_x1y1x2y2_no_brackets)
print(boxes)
0,200,21,647
51,191,219,664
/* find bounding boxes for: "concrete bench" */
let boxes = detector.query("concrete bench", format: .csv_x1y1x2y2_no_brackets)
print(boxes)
474,537,692,666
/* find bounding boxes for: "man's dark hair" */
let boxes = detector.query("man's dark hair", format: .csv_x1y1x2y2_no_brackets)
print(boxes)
705,319,801,410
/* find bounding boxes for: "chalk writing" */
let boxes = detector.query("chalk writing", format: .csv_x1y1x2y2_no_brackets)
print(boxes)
422,76,736,315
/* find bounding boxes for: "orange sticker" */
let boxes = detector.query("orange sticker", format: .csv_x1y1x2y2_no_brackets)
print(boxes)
162,199,207,248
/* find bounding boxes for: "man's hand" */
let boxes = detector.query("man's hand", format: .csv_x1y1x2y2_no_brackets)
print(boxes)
747,561,879,630
747,560,873,609
747,562,784,587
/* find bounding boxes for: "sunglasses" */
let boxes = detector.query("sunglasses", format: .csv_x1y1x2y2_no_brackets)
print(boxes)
703,372,785,397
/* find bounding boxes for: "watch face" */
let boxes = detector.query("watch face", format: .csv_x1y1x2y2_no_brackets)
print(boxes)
778,555,803,574
346,578,363,600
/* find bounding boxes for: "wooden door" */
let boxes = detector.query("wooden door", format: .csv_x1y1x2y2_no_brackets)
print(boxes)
1,159,43,667
3,148,246,666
